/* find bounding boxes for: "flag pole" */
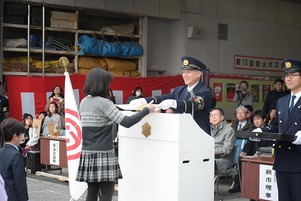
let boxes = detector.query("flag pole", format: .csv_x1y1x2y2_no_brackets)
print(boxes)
61,56,88,200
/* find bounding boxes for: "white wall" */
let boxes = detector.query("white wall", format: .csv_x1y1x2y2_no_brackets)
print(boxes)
147,0,301,78
147,18,186,75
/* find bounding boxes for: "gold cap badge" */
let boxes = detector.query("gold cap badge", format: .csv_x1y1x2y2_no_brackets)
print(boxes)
285,62,292,69
183,59,189,66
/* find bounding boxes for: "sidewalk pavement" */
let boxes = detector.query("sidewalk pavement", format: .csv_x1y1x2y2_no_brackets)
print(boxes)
26,168,247,201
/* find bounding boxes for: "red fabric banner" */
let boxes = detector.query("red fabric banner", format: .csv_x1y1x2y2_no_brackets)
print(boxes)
6,74,184,121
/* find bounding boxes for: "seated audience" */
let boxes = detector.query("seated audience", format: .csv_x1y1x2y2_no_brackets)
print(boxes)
20,113,40,158
45,85,64,114
228,110,274,193
210,108,236,174
126,86,143,104
231,106,254,135
42,102,62,136
19,113,33,152
240,110,274,158
37,111,47,135
265,107,276,126
244,104,254,121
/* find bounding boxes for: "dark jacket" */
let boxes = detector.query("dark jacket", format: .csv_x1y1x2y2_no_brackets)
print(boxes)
262,94,301,172
242,139,274,156
146,81,212,134
262,90,289,115
0,144,28,201
232,119,255,135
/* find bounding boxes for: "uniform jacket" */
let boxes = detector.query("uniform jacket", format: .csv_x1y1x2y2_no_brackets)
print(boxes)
0,144,28,201
146,81,212,134
262,94,301,172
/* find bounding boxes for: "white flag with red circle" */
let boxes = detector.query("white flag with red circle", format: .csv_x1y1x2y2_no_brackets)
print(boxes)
64,71,87,200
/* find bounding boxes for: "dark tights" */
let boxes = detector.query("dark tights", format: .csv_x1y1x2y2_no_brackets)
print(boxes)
86,181,115,201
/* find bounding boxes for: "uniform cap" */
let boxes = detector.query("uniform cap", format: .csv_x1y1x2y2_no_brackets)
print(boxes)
282,58,301,73
181,56,206,71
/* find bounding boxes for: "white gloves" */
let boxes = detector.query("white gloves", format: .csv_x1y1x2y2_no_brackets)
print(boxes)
250,128,262,141
252,128,262,133
157,99,177,110
129,98,147,105
292,131,301,145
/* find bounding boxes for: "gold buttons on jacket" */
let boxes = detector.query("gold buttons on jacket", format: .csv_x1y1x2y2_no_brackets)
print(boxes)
279,145,282,148
279,120,283,124
288,147,292,150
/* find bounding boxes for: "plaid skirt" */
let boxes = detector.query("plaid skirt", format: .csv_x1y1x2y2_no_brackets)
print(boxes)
76,149,122,183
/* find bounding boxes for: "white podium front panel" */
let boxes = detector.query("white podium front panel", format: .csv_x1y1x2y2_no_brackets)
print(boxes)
118,112,214,201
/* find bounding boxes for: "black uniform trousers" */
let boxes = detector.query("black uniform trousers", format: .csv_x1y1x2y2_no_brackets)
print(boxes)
276,171,301,201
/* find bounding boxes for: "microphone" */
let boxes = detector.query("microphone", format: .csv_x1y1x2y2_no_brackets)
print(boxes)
189,90,195,118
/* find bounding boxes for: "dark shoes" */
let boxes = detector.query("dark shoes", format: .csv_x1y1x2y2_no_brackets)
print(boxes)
228,183,241,193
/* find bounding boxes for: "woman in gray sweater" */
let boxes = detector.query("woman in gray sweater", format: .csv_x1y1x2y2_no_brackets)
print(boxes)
76,68,156,201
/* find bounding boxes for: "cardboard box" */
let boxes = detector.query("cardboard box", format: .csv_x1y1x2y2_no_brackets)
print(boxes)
51,11,76,21
50,18,77,29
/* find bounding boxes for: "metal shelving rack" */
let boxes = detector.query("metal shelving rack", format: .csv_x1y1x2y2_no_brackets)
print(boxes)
1,2,145,77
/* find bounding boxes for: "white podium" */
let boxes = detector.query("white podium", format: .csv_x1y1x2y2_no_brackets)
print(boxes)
118,112,214,201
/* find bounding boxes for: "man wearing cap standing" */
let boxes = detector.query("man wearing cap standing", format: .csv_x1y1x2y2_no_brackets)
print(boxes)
130,56,212,134
253,58,301,201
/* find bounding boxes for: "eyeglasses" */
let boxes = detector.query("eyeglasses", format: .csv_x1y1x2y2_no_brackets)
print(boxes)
284,73,300,79
209,114,222,118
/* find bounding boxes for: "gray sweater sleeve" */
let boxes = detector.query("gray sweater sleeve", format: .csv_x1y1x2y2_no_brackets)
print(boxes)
120,107,150,128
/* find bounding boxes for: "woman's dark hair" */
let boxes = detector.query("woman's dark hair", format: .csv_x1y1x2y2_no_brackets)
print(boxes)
265,108,276,122
47,101,59,116
83,68,112,98
132,86,143,96
1,118,25,142
39,111,47,117
49,85,64,99
22,113,33,126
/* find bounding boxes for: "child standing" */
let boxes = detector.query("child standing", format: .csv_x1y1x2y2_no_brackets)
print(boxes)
0,118,28,201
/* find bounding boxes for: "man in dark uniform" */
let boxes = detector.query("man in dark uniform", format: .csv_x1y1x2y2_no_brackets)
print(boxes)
130,56,212,134
262,78,289,116
255,58,301,201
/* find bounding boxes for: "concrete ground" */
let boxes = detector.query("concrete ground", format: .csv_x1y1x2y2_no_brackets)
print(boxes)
26,168,247,201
